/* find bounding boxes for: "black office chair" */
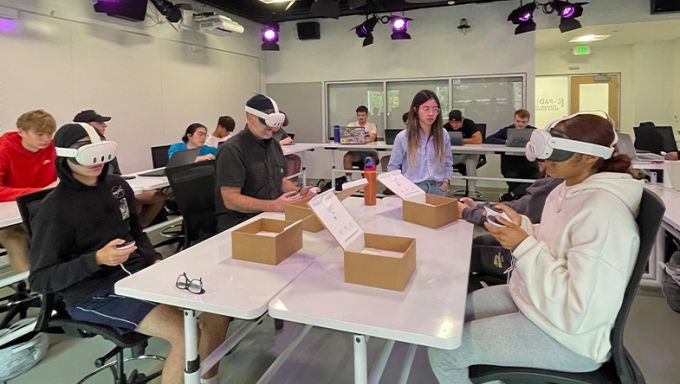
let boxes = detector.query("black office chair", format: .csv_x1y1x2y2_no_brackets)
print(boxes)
469,189,665,384
150,145,171,169
165,160,217,249
17,189,164,384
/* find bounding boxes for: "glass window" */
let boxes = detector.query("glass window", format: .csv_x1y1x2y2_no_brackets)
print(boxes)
326,82,384,140
450,76,525,138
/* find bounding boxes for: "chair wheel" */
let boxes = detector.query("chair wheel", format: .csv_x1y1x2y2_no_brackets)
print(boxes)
274,319,284,330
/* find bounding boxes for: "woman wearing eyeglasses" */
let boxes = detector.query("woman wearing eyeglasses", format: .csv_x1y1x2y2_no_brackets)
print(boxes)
387,90,453,195
29,124,228,384
168,123,217,162
428,114,643,383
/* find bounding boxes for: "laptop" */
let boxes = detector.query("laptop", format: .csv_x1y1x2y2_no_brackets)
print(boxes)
340,126,367,144
138,148,200,177
449,131,464,146
384,129,402,145
506,128,534,147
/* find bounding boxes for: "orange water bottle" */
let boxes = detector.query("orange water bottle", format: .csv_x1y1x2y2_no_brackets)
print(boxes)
364,157,377,206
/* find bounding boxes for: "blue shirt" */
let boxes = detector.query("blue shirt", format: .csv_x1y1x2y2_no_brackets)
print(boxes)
387,129,453,183
167,142,217,159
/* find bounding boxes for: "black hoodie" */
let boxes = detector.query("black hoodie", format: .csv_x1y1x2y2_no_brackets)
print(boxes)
28,124,158,308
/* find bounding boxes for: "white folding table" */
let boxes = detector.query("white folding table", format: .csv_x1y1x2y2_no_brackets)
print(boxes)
266,197,474,384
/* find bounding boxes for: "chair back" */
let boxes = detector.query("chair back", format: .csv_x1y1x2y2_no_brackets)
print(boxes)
16,188,54,238
610,189,664,382
166,160,217,248
151,145,171,168
476,123,487,168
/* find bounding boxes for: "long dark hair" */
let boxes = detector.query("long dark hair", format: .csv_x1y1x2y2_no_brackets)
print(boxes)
555,114,634,175
182,123,207,143
405,90,445,167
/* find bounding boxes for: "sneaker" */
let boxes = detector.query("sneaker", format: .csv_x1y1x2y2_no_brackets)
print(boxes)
499,192,515,202
335,176,347,191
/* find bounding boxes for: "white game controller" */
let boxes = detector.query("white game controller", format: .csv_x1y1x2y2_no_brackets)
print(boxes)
484,206,511,227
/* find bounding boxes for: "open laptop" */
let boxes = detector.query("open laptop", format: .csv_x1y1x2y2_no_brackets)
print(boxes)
384,129,402,145
340,126,367,144
449,131,464,146
506,128,534,147
138,148,200,177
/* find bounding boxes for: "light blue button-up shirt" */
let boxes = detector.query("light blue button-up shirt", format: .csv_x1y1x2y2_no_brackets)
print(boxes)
387,129,453,183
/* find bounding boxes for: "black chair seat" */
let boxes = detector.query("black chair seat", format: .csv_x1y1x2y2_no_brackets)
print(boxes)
470,360,619,384
53,318,149,348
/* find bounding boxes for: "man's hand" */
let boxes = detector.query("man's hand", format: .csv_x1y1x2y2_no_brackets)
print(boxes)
270,191,302,212
95,239,137,266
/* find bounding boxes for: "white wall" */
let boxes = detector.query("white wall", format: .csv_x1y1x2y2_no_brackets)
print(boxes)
0,0,263,172
264,1,536,184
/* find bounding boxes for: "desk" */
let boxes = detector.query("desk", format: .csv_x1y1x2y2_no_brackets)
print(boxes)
125,171,170,194
115,212,336,384
281,143,323,184
0,202,21,229
643,185,680,286
267,197,474,384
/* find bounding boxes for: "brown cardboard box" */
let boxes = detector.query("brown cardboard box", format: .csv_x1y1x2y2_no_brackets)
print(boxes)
232,219,303,265
284,197,324,232
344,233,416,291
402,194,459,228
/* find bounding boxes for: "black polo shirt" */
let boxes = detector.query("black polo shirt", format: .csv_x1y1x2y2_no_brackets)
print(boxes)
215,127,287,231
444,118,479,139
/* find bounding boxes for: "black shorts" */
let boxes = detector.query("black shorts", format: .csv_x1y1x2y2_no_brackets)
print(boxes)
69,290,156,334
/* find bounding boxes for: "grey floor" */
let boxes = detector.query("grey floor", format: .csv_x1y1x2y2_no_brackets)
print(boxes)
5,184,680,383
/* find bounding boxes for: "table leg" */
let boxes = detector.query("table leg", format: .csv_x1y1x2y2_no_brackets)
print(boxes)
354,334,368,384
398,344,418,384
183,309,200,384
257,324,313,383
368,339,395,384
331,149,337,191
464,155,479,197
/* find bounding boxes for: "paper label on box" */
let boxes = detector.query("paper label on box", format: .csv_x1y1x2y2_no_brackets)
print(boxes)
362,247,404,259
308,190,364,251
377,171,426,203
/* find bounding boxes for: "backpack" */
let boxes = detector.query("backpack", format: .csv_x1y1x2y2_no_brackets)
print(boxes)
0,318,49,381
661,251,680,313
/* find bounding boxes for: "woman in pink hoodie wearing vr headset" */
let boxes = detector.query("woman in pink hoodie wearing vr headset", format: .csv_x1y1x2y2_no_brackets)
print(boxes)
429,113,644,383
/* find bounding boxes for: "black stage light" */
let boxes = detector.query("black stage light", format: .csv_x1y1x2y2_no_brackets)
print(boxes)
549,1,588,33
507,2,537,35
353,16,379,47
149,0,181,23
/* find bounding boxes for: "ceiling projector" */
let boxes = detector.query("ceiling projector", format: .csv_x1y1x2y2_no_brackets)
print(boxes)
194,13,244,34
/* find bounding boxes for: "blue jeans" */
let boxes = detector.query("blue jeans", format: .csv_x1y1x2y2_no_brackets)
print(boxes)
415,180,447,196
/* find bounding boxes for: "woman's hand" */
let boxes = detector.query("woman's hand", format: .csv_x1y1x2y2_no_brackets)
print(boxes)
439,180,449,192
457,197,476,213
483,204,528,250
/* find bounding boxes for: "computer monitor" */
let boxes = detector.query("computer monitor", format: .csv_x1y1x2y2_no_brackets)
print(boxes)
656,126,678,152
634,125,678,154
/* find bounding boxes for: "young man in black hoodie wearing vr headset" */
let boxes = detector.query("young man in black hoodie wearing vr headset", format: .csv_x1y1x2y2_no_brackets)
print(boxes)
29,123,228,384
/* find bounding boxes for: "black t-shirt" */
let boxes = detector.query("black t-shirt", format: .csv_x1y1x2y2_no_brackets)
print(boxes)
214,127,287,231
444,118,479,139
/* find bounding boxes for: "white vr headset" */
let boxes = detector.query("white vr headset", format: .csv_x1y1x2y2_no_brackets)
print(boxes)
525,112,618,162
55,123,118,166
244,95,286,129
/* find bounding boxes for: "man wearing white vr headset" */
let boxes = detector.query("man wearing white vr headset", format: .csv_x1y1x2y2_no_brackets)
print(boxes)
30,123,229,384
429,113,645,383
215,94,315,232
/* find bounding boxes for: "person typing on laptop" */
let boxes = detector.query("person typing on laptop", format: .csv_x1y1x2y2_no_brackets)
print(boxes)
486,109,540,201
215,94,315,232
338,105,379,189
446,110,482,197
168,123,217,162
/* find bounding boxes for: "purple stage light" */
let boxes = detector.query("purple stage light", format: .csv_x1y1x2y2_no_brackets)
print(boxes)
561,5,575,18
391,17,407,32
519,12,532,22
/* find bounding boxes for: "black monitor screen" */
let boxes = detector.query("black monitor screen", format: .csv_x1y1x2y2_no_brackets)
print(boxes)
634,125,678,154
656,126,678,152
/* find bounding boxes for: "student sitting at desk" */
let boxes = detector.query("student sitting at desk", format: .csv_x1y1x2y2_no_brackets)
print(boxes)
215,94,315,232
205,115,235,148
74,109,166,229
429,113,643,384
0,110,58,272
168,123,217,161
387,90,453,196
486,109,540,201
338,105,379,187
29,123,229,384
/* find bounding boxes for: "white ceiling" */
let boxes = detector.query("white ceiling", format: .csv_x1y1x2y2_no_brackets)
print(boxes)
536,19,680,50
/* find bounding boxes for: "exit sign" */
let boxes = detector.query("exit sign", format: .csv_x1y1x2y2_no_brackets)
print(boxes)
573,45,591,56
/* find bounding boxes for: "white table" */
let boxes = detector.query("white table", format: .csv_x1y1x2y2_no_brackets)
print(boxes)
642,185,680,286
124,171,170,194
115,212,336,384
0,201,21,229
266,197,474,384
281,143,323,185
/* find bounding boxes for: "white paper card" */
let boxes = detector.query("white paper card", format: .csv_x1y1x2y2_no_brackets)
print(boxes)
362,247,404,259
377,171,426,203
342,178,368,190
308,190,364,251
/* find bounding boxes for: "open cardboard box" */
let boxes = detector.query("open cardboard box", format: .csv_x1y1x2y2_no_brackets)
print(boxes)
284,180,368,233
378,171,459,228
308,190,416,291
403,194,459,228
232,218,303,265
